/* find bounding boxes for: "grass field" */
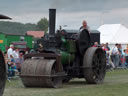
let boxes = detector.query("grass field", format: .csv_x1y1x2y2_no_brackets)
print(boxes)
3,69,128,96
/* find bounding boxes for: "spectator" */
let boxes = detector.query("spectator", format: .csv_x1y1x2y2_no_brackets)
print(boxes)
118,44,123,55
7,44,14,59
100,43,104,48
102,44,110,70
126,44,128,54
12,48,20,72
93,42,99,47
118,44,123,67
122,49,128,68
8,55,16,78
106,42,110,51
12,47,19,59
102,44,108,51
7,44,19,79
112,43,120,68
16,52,24,72
123,49,127,56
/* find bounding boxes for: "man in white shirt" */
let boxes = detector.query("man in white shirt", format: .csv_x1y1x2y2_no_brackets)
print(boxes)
7,44,14,59
112,43,120,68
12,48,19,59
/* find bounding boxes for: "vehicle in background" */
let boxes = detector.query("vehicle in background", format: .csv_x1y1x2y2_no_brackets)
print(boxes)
0,33,33,53
12,41,28,54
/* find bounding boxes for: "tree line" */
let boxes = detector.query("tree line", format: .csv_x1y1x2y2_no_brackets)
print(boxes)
0,17,48,35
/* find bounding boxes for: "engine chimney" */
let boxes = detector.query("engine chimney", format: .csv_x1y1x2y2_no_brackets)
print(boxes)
49,9,56,36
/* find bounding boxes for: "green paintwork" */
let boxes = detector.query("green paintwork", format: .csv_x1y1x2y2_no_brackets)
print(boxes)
66,40,76,53
60,38,76,65
24,36,33,48
6,35,19,46
0,32,33,52
60,51,75,65
0,33,6,52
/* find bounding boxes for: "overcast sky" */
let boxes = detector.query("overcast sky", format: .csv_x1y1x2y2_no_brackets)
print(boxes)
1,0,128,30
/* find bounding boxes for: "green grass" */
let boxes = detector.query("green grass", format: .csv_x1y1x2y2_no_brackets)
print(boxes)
3,69,128,96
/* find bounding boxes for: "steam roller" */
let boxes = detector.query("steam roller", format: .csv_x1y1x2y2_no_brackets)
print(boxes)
20,9,106,88
0,15,11,96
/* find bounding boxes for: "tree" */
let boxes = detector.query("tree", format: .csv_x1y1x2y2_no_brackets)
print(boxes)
25,23,37,30
0,21,37,35
37,17,48,33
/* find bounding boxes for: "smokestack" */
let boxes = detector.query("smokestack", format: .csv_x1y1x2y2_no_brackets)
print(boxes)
49,9,56,35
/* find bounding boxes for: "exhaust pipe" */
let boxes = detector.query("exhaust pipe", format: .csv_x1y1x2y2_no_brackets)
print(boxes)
49,9,56,36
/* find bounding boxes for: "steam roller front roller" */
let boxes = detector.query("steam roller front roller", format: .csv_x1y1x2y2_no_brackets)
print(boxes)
0,51,6,96
20,53,65,88
83,47,106,84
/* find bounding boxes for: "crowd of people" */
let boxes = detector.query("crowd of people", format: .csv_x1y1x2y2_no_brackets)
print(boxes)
93,42,128,69
6,44,24,80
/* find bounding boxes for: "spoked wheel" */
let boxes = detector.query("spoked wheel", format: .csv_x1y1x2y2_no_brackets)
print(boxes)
20,59,63,88
83,47,106,84
0,51,6,96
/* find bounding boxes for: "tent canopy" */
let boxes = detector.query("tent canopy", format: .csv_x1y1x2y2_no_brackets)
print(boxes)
98,24,128,44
